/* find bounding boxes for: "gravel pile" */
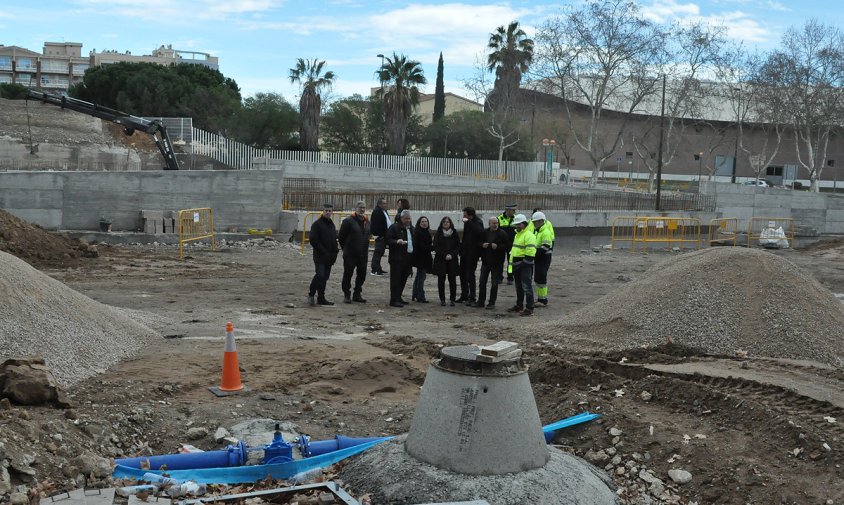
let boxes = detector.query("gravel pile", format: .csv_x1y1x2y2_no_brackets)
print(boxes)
0,250,160,386
529,248,844,367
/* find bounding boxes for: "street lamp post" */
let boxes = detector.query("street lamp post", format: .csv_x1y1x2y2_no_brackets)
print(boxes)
542,138,555,184
732,87,741,184
377,53,385,169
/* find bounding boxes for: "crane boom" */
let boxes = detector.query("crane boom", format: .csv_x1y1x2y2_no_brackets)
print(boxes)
26,90,180,171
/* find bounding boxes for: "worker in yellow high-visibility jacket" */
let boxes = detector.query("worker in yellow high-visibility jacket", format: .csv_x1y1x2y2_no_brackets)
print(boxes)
507,214,536,316
531,211,555,306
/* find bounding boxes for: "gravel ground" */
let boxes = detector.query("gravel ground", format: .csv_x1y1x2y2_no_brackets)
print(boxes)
0,251,161,385
526,247,844,367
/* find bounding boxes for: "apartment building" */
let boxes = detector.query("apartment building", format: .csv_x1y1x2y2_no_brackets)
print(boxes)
0,42,88,91
0,42,217,92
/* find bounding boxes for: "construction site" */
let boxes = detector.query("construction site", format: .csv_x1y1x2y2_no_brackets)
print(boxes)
1,96,843,505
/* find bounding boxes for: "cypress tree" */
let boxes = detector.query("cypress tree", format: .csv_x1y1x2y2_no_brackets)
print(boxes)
433,52,445,122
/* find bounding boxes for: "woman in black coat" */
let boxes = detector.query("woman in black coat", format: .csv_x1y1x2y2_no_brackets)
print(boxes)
411,216,433,303
432,216,461,306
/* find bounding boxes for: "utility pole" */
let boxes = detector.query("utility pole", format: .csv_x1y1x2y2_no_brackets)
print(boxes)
655,74,666,211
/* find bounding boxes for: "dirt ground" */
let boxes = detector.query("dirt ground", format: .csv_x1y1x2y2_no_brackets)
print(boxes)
4,238,844,504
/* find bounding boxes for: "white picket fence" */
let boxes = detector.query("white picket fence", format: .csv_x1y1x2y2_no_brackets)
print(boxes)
190,127,544,183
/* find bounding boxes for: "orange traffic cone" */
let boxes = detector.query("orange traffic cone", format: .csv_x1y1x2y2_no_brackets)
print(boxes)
209,321,249,396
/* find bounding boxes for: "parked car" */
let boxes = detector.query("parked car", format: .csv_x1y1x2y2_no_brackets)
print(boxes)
743,180,769,187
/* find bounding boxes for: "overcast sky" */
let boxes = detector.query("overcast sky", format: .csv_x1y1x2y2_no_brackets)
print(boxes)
1,0,840,103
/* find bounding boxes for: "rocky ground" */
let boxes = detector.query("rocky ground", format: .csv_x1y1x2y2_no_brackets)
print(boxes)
0,237,842,504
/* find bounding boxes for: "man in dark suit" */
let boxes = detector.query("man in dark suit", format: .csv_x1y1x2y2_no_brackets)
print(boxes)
308,204,339,306
338,201,370,304
369,197,390,276
386,210,414,307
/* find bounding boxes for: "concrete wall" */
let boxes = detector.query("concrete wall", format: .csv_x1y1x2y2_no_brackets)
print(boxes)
702,182,844,234
0,170,283,231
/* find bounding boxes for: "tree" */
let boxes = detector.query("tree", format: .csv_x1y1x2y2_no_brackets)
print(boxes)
487,21,534,113
376,53,427,155
433,53,445,122
424,110,532,160
0,83,28,99
230,92,298,150
289,58,335,151
534,0,666,187
321,95,373,153
630,22,729,191
68,61,241,133
757,20,844,191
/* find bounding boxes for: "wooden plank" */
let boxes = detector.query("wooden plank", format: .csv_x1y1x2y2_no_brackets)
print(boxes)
478,341,519,357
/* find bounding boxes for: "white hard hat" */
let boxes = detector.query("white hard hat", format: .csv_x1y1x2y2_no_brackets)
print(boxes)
512,214,528,225
531,211,546,222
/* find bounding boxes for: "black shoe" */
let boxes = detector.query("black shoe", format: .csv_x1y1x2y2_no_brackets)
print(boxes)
308,295,316,306
389,301,404,308
507,305,523,312
400,299,410,305
317,299,335,306
440,300,447,306
537,298,548,306
449,300,455,307
418,299,429,303
472,302,485,308
455,296,466,303
485,303,495,309
521,308,534,316
344,295,352,304
506,278,514,285
352,294,367,303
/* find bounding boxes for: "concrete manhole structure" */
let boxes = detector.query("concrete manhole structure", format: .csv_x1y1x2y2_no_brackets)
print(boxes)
338,343,619,505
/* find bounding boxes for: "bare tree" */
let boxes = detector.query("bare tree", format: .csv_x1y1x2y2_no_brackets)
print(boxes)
758,20,844,191
534,0,666,188
630,22,729,192
462,58,523,162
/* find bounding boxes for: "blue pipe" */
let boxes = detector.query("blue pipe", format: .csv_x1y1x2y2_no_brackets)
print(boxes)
116,441,247,470
298,435,392,458
542,412,601,443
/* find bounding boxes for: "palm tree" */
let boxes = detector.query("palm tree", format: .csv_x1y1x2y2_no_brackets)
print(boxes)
376,53,426,155
486,21,534,108
289,58,335,151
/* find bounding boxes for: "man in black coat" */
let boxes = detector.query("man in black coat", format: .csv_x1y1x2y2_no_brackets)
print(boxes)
474,216,510,309
338,200,370,304
369,197,390,276
386,210,414,307
308,204,339,306
457,206,484,305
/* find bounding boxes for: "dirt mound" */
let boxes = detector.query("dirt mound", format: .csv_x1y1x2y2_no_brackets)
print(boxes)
0,208,97,267
528,248,844,367
0,250,160,386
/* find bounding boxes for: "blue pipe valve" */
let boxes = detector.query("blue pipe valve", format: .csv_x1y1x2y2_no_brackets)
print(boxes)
262,423,294,464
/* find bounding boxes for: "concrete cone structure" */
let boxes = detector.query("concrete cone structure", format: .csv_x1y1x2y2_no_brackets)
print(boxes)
337,342,619,504
405,343,548,475
208,322,249,396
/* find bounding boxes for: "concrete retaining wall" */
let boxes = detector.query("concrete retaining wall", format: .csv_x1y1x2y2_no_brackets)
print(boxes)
0,170,283,231
702,182,844,234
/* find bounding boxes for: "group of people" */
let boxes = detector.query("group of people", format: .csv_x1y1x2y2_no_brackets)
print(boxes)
306,198,554,317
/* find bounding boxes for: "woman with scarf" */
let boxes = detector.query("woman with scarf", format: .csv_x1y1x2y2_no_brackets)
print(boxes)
411,216,433,303
432,216,461,306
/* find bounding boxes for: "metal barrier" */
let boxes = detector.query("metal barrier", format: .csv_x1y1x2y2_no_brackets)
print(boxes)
611,216,701,252
300,211,379,255
178,207,215,259
708,218,738,246
747,217,795,248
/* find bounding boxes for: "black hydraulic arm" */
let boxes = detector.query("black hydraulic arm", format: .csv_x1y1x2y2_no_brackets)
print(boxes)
26,90,180,170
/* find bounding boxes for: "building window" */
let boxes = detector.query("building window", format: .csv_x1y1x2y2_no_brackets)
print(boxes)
17,57,35,70
766,166,783,177
0,56,11,70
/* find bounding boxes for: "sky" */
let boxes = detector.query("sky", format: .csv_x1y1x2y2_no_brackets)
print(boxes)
0,0,841,104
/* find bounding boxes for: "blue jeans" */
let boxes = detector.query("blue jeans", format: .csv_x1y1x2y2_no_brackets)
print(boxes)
412,269,428,301
514,263,534,310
